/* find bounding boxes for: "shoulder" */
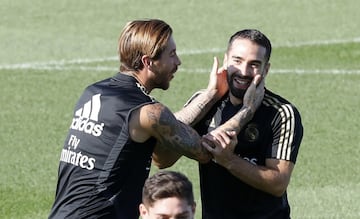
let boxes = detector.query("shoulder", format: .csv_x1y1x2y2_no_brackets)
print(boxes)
131,102,180,141
263,89,301,116
140,102,169,114
263,89,290,105
137,102,176,126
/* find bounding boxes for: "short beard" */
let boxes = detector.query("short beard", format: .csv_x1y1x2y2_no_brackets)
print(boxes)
229,85,246,98
227,73,248,99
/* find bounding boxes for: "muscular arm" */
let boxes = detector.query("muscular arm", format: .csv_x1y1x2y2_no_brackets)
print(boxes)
152,89,220,168
202,132,293,196
174,57,228,126
202,91,302,197
203,75,264,150
129,103,212,166
153,57,228,168
153,89,224,168
217,74,264,134
153,68,265,168
223,154,294,197
174,89,218,126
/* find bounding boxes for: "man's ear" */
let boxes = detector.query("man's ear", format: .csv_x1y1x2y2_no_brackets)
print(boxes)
141,55,152,68
139,203,148,217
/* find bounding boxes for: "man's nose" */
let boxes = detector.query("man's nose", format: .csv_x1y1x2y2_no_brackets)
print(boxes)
238,63,251,76
176,55,181,66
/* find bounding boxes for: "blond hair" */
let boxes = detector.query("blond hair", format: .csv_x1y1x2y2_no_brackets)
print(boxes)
118,19,173,72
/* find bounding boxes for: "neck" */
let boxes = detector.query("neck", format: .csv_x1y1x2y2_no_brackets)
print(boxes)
229,93,243,106
123,71,150,93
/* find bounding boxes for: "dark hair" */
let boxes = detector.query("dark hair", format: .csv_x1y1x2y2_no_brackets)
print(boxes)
118,19,173,71
227,29,272,62
142,170,194,207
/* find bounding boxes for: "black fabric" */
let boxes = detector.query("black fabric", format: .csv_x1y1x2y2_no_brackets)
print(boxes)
194,89,303,219
49,73,156,219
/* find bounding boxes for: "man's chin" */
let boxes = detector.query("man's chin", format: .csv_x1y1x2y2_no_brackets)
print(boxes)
230,88,246,99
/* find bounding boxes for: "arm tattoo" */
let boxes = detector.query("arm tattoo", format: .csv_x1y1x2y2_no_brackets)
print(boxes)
148,104,211,162
174,90,217,126
220,107,253,134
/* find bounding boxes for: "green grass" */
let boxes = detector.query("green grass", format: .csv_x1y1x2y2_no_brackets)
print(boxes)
1,0,360,218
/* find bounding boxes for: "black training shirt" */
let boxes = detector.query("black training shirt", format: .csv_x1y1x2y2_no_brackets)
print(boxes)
193,89,303,219
49,73,157,219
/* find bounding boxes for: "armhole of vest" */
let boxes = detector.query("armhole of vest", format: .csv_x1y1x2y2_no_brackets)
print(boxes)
183,89,206,107
123,101,158,140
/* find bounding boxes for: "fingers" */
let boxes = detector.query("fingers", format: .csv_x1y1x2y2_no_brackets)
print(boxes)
202,134,220,150
225,130,238,147
243,74,265,108
217,67,227,81
207,57,219,91
202,134,216,146
225,130,236,137
207,56,229,98
247,75,258,91
211,57,219,76
257,78,265,93
201,130,238,162
248,74,262,91
210,57,227,77
207,130,236,148
202,140,215,151
254,75,265,101
213,132,229,147
256,80,265,98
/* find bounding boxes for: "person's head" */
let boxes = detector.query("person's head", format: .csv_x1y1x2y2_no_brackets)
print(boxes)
118,19,181,91
224,29,272,100
139,171,196,219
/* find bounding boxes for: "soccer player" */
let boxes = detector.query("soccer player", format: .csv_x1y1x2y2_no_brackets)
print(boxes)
154,29,303,218
48,19,263,219
198,29,303,218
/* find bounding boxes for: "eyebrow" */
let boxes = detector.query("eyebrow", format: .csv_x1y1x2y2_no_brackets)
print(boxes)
231,55,262,65
156,212,189,217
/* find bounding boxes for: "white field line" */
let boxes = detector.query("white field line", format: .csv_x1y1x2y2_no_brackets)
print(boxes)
1,37,360,73
3,63,360,75
3,64,358,75
179,68,360,74
275,37,360,47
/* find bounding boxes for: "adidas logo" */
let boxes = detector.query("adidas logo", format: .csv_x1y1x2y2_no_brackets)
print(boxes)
70,94,105,137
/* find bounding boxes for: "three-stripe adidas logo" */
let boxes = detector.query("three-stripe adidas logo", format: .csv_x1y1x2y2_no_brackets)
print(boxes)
70,94,105,137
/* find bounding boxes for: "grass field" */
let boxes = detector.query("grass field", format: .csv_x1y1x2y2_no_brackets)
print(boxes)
1,0,360,218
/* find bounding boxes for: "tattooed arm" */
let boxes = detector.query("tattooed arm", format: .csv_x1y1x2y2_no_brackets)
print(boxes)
174,57,228,126
152,74,265,168
152,87,223,168
217,74,265,134
129,102,212,166
201,75,265,152
151,57,228,168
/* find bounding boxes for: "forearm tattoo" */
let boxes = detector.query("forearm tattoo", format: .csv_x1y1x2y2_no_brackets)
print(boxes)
148,104,211,162
175,90,217,126
221,107,253,134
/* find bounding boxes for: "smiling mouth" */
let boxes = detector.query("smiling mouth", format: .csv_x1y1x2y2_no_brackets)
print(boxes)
233,76,251,89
